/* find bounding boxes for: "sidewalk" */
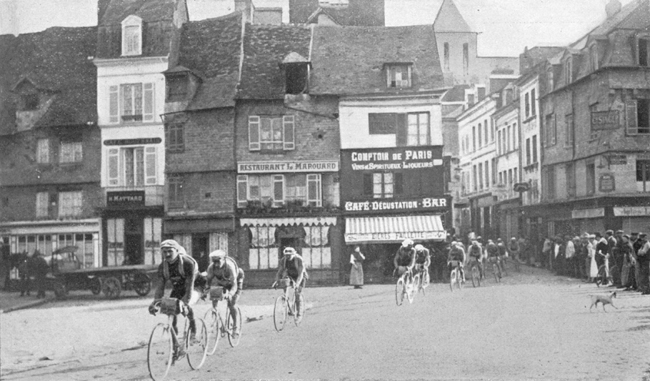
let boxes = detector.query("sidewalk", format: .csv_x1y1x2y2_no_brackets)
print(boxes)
0,291,54,314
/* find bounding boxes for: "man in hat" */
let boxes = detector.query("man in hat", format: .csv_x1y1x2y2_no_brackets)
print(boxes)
605,230,619,286
637,233,650,294
621,234,637,290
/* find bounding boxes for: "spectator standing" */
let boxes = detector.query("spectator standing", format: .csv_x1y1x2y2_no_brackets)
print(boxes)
349,246,365,289
18,253,31,296
632,232,642,291
620,234,636,290
508,237,520,264
636,233,650,295
553,236,565,275
587,234,598,281
31,251,49,298
542,237,552,270
564,235,576,277
431,244,446,282
609,230,623,286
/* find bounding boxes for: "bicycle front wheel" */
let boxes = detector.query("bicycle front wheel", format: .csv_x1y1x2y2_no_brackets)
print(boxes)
293,293,305,327
395,278,405,306
226,306,242,347
410,274,420,301
147,323,173,381
203,309,220,356
186,318,208,370
449,269,456,292
273,295,288,331
493,264,500,283
422,270,430,289
471,265,480,287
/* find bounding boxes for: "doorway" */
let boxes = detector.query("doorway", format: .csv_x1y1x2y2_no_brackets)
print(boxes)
124,217,143,265
192,234,209,272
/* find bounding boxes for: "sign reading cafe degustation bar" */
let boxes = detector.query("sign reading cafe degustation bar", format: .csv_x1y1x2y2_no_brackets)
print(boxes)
345,197,449,212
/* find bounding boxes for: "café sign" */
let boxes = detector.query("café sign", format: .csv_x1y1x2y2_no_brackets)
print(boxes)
107,191,145,207
344,197,449,212
238,161,339,173
345,231,447,243
344,147,443,171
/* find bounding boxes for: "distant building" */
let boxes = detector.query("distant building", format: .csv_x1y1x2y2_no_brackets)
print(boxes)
289,0,385,26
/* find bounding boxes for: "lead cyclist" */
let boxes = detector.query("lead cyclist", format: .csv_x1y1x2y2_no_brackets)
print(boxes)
413,244,431,283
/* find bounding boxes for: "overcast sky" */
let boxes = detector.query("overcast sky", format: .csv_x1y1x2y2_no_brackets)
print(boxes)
0,0,634,56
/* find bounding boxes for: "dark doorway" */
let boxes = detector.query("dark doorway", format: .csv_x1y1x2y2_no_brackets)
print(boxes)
192,234,210,272
124,217,143,265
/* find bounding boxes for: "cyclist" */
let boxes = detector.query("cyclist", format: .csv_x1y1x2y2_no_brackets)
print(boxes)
497,238,508,267
447,241,466,282
148,239,199,358
204,250,244,338
273,247,307,323
413,244,431,281
393,239,416,281
486,239,502,279
467,240,483,279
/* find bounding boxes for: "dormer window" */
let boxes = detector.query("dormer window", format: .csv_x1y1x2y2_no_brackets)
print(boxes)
385,64,412,88
22,93,39,110
590,44,599,71
639,36,650,67
121,15,142,56
281,53,310,95
564,58,573,84
166,75,188,101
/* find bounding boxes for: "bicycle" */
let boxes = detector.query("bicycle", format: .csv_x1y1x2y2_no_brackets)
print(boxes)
449,260,463,291
469,258,481,287
488,257,501,283
394,266,416,305
203,287,242,354
413,263,430,295
272,277,306,331
147,298,208,381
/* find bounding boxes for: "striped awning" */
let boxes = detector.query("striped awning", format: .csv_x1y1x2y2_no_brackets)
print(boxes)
345,215,446,243
240,217,337,227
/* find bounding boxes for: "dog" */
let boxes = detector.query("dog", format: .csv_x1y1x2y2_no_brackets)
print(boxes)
589,291,617,312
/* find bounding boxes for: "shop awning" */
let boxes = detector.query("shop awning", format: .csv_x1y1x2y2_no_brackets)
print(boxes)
240,217,337,227
345,215,446,244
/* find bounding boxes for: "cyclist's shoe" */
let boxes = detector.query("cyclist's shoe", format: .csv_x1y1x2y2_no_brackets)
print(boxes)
232,329,241,339
288,309,294,316
172,346,187,361
295,314,303,324
189,332,200,345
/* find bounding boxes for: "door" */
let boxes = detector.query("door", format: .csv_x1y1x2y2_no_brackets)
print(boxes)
124,217,143,265
192,234,210,272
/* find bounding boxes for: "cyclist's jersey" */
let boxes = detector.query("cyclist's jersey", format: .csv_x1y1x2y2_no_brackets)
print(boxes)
497,243,507,256
158,254,198,294
486,243,499,258
415,248,430,264
395,247,415,266
281,254,305,281
468,245,482,259
207,257,244,290
449,246,464,261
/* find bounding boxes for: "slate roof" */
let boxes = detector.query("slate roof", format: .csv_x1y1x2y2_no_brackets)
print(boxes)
289,0,385,26
173,12,243,109
441,85,470,103
96,0,182,59
0,27,97,134
238,24,312,99
309,25,444,95
433,0,473,33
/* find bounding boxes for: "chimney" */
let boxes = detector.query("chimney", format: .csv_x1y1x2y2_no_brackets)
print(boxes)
605,0,622,18
235,0,253,21
98,0,111,23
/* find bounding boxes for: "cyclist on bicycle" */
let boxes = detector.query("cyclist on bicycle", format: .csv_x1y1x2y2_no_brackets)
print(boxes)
414,244,431,277
204,249,244,338
393,239,416,280
148,239,199,357
273,247,307,323
447,241,466,282
486,239,502,279
467,240,483,279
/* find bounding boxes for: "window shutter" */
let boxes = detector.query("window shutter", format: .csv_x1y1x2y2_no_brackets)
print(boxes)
273,175,284,203
108,148,119,186
396,113,407,146
143,83,154,122
551,114,557,145
109,85,119,123
248,116,260,151
394,173,403,194
627,100,638,133
363,174,373,195
283,115,295,150
145,146,156,185
237,175,248,207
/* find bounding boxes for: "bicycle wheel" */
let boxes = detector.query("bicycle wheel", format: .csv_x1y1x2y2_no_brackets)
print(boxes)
273,295,288,331
456,269,463,290
422,270,430,289
405,275,415,303
514,259,521,272
449,269,456,292
203,309,220,356
147,323,173,381
293,293,305,326
226,306,242,347
471,265,480,287
493,264,499,283
186,318,208,370
410,274,420,301
395,277,405,306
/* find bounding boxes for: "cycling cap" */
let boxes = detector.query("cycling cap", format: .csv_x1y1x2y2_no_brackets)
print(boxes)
160,239,180,249
209,250,226,259
414,244,424,251
401,239,414,248
283,247,296,255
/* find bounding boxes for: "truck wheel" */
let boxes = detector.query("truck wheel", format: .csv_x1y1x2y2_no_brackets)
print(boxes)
90,277,102,295
134,279,152,296
102,277,121,299
54,282,68,299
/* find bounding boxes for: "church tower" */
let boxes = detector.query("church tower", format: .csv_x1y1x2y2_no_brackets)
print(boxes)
433,0,478,86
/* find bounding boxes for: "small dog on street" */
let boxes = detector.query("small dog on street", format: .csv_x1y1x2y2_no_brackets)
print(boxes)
589,291,617,312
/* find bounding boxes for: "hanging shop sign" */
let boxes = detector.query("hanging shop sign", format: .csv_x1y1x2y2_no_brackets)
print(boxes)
571,208,605,219
590,110,619,130
614,206,650,216
345,231,446,243
238,161,339,173
107,191,145,207
104,138,162,146
342,147,443,171
599,174,615,192
344,196,450,212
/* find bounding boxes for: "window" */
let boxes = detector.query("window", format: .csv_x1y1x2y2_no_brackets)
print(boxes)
367,173,395,198
484,160,490,188
237,174,323,207
168,175,184,206
285,63,309,94
108,82,155,123
166,76,187,101
586,161,596,195
407,113,430,146
547,69,554,92
472,126,476,151
545,114,556,146
478,163,483,190
60,141,83,163
526,138,531,165
531,89,536,115
106,146,157,187
306,174,322,206
121,16,142,56
472,165,477,191
512,123,517,149
513,168,518,184
369,113,400,135
532,135,538,163
546,165,556,199
506,125,511,152
36,192,49,218
443,43,450,70
478,123,482,147
564,58,573,84
58,191,82,218
626,99,650,134
636,160,650,192
386,64,412,88
525,93,530,118
497,130,502,155
565,114,574,145
368,112,430,146
590,45,599,71
166,123,184,153
463,43,469,74
22,93,38,110
639,37,649,67
566,163,575,198
248,115,295,151
36,139,50,163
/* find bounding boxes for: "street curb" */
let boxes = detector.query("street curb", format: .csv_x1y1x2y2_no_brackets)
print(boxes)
0,298,52,314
